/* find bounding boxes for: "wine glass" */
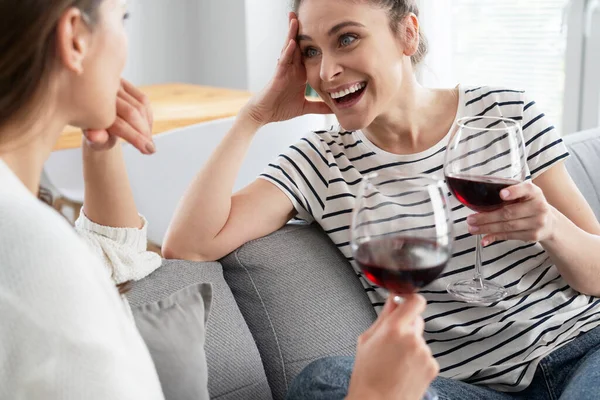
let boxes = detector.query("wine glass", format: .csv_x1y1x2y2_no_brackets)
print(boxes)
351,172,453,400
444,116,526,303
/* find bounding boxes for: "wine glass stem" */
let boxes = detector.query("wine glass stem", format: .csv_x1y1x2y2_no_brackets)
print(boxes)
474,234,484,289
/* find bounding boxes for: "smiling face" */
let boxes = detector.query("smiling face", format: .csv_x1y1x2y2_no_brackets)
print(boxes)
297,0,416,131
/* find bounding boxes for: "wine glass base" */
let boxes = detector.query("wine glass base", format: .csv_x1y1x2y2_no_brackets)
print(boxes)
447,279,507,304
423,388,438,400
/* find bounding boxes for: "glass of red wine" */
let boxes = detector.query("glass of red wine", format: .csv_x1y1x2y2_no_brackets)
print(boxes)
351,173,452,400
444,116,526,303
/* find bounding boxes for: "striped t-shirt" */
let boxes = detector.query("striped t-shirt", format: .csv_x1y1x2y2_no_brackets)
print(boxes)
260,85,600,391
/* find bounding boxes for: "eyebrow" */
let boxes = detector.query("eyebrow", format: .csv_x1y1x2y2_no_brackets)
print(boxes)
297,21,366,42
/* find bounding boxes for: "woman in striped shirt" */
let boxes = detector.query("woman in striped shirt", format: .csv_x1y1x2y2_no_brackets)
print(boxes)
165,0,600,398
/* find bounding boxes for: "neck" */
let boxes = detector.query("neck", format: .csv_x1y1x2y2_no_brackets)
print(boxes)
364,77,459,155
0,111,67,194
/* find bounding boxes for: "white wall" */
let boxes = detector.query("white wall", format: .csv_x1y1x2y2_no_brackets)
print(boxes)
123,0,200,85
194,0,249,89
122,0,292,92
245,0,290,91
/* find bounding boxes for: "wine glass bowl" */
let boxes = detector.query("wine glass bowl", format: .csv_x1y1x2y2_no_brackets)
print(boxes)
351,173,453,295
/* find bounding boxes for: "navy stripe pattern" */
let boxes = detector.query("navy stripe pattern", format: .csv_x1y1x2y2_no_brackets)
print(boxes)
259,86,595,391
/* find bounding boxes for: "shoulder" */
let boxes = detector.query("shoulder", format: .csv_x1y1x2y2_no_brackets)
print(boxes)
462,85,527,107
0,191,131,337
304,126,364,153
0,192,103,284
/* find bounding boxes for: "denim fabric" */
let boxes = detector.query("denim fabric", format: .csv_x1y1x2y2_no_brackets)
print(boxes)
287,327,600,400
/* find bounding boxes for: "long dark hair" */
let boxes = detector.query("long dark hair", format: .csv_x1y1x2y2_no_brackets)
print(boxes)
0,0,104,128
0,0,131,295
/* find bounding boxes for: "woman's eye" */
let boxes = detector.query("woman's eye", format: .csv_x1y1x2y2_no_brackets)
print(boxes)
304,48,320,58
340,34,357,47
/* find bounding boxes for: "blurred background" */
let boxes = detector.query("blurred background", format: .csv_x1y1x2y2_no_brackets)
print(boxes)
122,0,600,135
46,0,600,247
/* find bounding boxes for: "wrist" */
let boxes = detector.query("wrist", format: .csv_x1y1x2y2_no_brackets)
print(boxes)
541,206,562,245
346,379,385,400
234,111,264,136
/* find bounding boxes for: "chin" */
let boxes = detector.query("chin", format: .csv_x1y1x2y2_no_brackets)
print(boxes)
336,114,372,132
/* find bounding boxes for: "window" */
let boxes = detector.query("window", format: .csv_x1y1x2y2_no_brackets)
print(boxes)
419,0,600,134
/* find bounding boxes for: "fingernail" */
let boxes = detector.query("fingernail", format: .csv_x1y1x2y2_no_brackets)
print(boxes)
500,189,510,200
482,238,491,247
145,141,156,154
469,225,480,233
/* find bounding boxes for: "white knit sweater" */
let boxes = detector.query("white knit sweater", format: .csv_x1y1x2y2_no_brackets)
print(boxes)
0,159,164,400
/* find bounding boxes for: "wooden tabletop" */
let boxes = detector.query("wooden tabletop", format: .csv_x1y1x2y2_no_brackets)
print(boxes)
54,83,253,151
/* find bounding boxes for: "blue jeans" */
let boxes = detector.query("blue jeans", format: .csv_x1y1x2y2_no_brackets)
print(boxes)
286,326,600,400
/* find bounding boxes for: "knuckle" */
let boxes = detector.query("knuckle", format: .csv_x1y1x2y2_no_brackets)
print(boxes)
429,359,440,378
406,332,421,346
356,333,367,346
140,94,151,107
502,207,513,220
123,105,138,121
503,220,515,232
535,215,546,227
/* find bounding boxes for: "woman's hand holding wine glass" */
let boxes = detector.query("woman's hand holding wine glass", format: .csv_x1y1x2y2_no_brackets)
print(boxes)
444,116,527,303
347,294,439,400
351,173,451,400
466,181,556,247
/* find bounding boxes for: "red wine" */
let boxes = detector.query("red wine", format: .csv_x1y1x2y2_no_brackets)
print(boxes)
354,237,449,294
446,175,519,212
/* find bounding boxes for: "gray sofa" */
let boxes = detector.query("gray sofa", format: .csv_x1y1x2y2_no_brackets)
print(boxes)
127,128,600,400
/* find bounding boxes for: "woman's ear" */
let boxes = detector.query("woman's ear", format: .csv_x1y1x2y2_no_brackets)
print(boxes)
402,13,420,58
55,8,90,75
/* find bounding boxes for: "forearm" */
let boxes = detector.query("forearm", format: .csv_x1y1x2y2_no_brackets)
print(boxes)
82,140,141,228
541,207,600,296
163,115,262,257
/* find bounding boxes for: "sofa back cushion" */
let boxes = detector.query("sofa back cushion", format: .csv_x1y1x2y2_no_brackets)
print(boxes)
564,128,600,220
221,223,377,400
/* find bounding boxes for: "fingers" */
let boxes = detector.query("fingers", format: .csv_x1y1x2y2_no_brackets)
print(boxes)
83,129,116,151
470,216,542,236
110,116,155,155
287,13,299,46
303,99,333,115
467,202,535,227
275,39,297,79
84,129,110,144
500,181,540,202
111,97,155,154
121,78,153,127
411,315,425,335
118,89,148,131
390,294,426,327
360,295,400,341
481,231,536,246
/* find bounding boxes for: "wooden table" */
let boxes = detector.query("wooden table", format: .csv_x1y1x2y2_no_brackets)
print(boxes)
54,83,253,151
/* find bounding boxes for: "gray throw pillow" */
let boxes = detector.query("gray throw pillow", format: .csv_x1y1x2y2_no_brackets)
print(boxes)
132,283,212,400
128,260,272,400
